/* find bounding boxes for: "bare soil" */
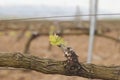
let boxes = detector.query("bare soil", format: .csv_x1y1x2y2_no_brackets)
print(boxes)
0,30,119,80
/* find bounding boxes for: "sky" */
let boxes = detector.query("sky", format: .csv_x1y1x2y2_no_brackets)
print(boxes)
0,0,120,12
0,0,120,19
0,0,89,7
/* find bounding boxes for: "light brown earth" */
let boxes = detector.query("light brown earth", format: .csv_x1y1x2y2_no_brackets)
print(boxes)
0,30,119,80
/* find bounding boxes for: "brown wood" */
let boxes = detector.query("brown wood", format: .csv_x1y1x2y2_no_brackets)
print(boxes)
0,52,119,80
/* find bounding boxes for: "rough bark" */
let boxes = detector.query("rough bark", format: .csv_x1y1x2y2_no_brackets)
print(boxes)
0,52,119,80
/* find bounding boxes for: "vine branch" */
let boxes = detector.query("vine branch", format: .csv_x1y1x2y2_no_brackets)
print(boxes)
0,52,119,80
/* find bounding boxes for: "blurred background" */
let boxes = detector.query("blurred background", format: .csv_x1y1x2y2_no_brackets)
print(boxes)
0,0,120,80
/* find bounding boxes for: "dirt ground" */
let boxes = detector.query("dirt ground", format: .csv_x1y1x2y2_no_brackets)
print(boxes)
0,31,119,80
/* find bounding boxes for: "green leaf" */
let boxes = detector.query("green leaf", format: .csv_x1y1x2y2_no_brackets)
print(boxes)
49,34,65,46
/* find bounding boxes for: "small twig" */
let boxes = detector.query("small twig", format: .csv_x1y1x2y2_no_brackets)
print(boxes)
24,31,40,54
59,45,79,63
58,45,85,75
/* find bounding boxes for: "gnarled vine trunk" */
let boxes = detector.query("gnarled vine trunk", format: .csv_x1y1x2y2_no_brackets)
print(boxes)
0,52,119,80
